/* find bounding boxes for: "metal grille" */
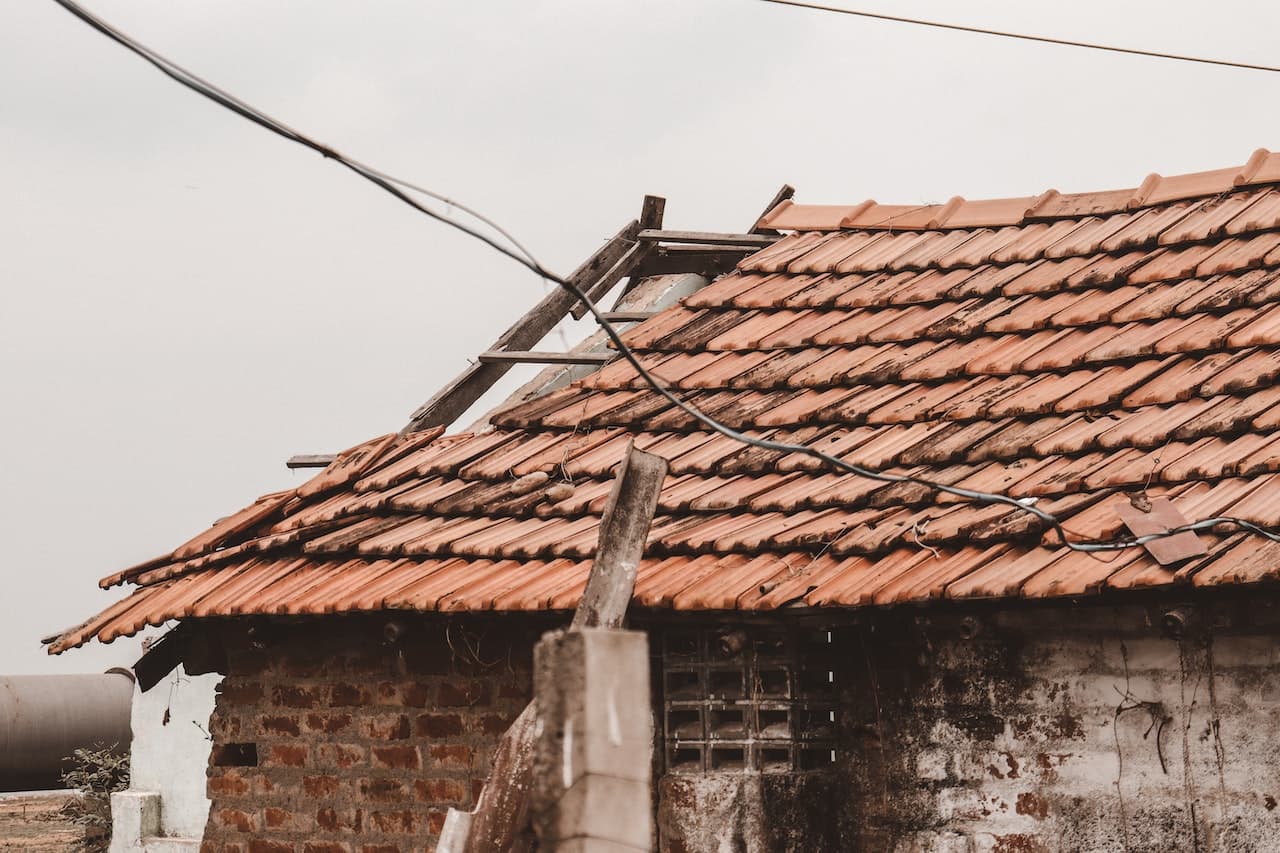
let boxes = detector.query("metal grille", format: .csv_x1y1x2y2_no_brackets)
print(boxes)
661,625,839,774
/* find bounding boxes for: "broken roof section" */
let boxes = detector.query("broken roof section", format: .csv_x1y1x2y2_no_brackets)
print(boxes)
51,148,1280,653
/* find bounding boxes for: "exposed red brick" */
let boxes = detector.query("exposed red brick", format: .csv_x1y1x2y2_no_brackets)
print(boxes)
267,744,308,768
316,743,366,769
365,714,411,740
304,712,354,734
361,846,400,853
314,807,363,833
427,744,473,771
303,844,351,853
215,808,257,833
400,683,430,708
219,680,265,705
248,842,296,853
369,810,417,834
436,680,490,707
263,807,292,829
426,809,448,836
476,713,513,735
372,746,420,770
272,685,322,709
260,715,301,737
303,775,340,798
208,771,251,797
413,779,468,804
359,778,407,802
414,714,463,738
331,683,374,706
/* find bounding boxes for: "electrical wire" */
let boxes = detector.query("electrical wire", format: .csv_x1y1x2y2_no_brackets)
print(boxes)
49,0,1280,557
754,0,1280,74
48,0,547,274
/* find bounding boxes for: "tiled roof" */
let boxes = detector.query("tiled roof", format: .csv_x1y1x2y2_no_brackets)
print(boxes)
51,150,1280,653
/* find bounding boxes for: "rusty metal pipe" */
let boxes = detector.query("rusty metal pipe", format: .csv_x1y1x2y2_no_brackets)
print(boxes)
0,670,134,792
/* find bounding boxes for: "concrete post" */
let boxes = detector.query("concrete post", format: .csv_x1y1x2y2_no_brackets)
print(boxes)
532,629,652,853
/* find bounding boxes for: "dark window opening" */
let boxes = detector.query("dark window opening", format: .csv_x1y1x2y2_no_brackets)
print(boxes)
661,626,840,775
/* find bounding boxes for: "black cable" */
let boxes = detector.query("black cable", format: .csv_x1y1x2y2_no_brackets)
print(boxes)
755,0,1280,74
49,0,1280,557
49,0,548,276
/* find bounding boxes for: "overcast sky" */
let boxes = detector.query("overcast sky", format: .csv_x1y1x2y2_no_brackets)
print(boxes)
3,0,1277,674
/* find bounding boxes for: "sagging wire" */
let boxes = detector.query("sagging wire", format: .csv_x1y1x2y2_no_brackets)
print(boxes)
50,0,1280,556
754,0,1280,75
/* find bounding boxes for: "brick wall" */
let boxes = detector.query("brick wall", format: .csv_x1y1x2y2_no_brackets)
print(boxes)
197,616,546,853
653,599,1280,852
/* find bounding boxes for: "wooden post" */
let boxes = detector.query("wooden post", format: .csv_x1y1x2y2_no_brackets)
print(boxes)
455,443,668,852
750,183,795,233
572,444,668,630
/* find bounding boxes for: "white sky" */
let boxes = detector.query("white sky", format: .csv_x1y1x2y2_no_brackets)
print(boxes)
3,0,1277,673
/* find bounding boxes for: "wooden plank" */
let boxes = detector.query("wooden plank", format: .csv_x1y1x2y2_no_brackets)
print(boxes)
636,229,780,247
635,248,744,278
459,443,667,852
403,220,639,433
572,443,668,630
286,453,335,469
640,194,666,230
568,238,648,321
751,183,796,233
600,310,656,323
476,351,613,366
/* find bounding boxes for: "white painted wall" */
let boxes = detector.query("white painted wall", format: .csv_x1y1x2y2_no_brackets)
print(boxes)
111,665,220,851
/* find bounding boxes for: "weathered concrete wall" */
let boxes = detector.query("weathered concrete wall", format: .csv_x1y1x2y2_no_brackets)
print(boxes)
133,665,222,838
841,600,1280,853
196,616,546,853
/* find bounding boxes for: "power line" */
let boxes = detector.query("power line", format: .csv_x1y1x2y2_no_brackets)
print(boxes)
48,0,547,275
48,0,1280,558
755,0,1280,74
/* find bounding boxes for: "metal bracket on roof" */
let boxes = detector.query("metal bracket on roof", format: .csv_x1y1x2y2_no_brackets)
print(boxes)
1114,495,1209,565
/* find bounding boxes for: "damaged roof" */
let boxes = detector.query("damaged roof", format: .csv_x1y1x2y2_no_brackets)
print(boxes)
52,149,1280,653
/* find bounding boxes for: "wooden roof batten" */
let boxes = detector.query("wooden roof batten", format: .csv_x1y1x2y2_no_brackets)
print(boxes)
287,187,791,468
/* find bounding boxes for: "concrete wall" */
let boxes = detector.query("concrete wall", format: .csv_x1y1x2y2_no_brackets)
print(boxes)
838,599,1280,852
197,616,546,853
134,666,222,837
110,664,221,853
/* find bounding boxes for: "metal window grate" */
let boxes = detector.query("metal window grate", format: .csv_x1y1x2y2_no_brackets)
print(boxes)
661,626,839,774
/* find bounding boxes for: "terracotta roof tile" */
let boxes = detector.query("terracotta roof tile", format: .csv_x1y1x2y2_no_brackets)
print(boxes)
57,153,1280,654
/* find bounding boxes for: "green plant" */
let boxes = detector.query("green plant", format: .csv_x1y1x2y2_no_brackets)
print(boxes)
59,743,130,852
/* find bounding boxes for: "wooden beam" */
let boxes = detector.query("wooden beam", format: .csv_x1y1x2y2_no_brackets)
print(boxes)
403,220,639,433
639,194,666,230
636,228,780,247
751,183,796,233
635,247,744,278
476,351,613,366
286,453,335,469
458,443,668,852
568,238,648,321
572,443,668,630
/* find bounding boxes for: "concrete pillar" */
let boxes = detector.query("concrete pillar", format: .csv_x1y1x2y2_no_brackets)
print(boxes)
532,628,652,853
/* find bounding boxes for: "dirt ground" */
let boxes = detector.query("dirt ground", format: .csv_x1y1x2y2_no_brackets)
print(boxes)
0,793,88,852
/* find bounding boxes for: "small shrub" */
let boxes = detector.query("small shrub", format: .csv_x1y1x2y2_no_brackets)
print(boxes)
58,743,130,852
